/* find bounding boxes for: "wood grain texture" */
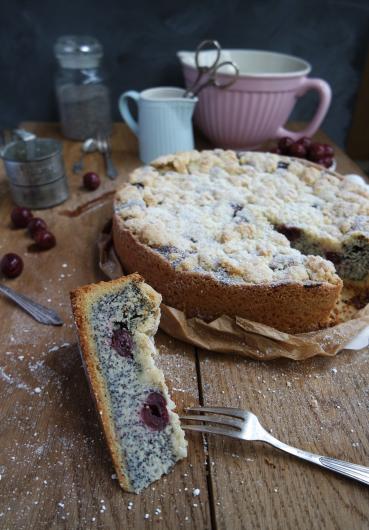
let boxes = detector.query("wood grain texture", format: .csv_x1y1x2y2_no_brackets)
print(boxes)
198,349,369,530
0,123,368,530
0,123,211,529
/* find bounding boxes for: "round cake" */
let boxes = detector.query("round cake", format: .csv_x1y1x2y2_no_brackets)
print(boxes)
112,149,369,333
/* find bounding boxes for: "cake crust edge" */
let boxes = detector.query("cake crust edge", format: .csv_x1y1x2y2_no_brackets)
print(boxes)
112,218,342,334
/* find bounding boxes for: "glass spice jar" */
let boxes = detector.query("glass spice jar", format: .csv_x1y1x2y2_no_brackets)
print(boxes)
54,35,112,140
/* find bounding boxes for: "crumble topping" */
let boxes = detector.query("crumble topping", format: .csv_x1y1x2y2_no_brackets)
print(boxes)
115,150,369,286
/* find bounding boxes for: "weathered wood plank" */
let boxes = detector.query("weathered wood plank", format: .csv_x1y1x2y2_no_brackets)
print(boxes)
197,348,369,530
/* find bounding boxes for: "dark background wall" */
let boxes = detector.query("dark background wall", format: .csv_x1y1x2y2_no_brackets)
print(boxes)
0,0,368,147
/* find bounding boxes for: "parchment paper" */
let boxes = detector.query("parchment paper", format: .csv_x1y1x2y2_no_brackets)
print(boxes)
98,226,369,361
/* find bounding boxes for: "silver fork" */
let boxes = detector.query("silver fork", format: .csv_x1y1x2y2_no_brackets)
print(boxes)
182,406,369,486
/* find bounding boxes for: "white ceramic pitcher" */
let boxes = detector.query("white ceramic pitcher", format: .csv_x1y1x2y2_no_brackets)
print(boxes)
118,87,197,164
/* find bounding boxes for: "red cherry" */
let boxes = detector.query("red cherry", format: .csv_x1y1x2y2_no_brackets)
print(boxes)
34,230,56,250
11,207,33,228
278,137,294,154
288,142,307,158
111,328,133,358
140,392,169,431
28,218,47,239
317,157,333,168
296,137,312,150
307,143,326,162
1,253,23,278
323,144,334,157
83,172,100,191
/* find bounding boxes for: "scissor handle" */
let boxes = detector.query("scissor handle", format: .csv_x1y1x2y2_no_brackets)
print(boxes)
194,39,221,72
212,61,240,89
191,60,240,97
183,40,222,98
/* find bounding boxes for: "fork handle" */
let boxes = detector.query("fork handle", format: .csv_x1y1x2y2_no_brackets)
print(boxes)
261,431,369,486
103,150,118,179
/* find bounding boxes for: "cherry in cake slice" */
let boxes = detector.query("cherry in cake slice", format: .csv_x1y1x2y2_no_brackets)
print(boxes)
70,273,187,493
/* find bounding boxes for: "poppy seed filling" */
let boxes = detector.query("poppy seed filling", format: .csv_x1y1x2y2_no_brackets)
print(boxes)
89,284,183,492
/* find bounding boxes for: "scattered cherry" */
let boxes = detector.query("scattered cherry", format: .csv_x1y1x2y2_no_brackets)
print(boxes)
28,217,47,239
296,137,312,150
34,230,56,250
140,392,169,431
323,144,334,157
111,328,134,358
1,253,23,278
278,137,294,153
83,172,100,191
288,142,306,158
11,207,33,228
307,142,326,162
317,157,334,168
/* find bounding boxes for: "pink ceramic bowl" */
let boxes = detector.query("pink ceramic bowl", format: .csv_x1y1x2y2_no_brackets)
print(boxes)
178,49,332,149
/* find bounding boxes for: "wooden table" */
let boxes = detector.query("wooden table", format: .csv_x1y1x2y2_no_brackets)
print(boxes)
0,123,368,530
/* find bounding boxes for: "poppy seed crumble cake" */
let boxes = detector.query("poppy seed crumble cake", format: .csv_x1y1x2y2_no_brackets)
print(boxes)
113,149,369,333
70,274,187,493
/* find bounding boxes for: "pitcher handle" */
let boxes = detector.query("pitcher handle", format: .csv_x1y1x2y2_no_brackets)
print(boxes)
275,78,332,141
118,91,140,136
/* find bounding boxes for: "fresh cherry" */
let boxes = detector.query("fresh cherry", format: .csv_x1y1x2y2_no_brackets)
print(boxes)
140,392,169,431
317,157,333,168
111,328,133,358
83,172,100,191
307,143,326,162
323,144,334,157
11,207,33,228
288,142,307,158
34,230,56,250
296,137,312,150
28,218,47,239
1,253,23,278
278,137,294,154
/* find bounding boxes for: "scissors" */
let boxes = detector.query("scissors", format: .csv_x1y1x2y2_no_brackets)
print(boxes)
183,40,239,98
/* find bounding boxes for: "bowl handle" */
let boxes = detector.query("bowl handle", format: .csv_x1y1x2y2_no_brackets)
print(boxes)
275,78,332,141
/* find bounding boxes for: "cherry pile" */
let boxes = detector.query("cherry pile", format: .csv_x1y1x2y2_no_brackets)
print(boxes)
271,137,335,168
1,207,57,279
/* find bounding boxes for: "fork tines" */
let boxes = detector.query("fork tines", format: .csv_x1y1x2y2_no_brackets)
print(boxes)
180,406,245,439
187,406,247,418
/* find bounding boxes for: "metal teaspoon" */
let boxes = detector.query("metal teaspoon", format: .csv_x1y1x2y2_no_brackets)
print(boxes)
0,283,63,326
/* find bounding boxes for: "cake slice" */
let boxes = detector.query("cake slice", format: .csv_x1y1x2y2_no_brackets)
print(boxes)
70,273,187,493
